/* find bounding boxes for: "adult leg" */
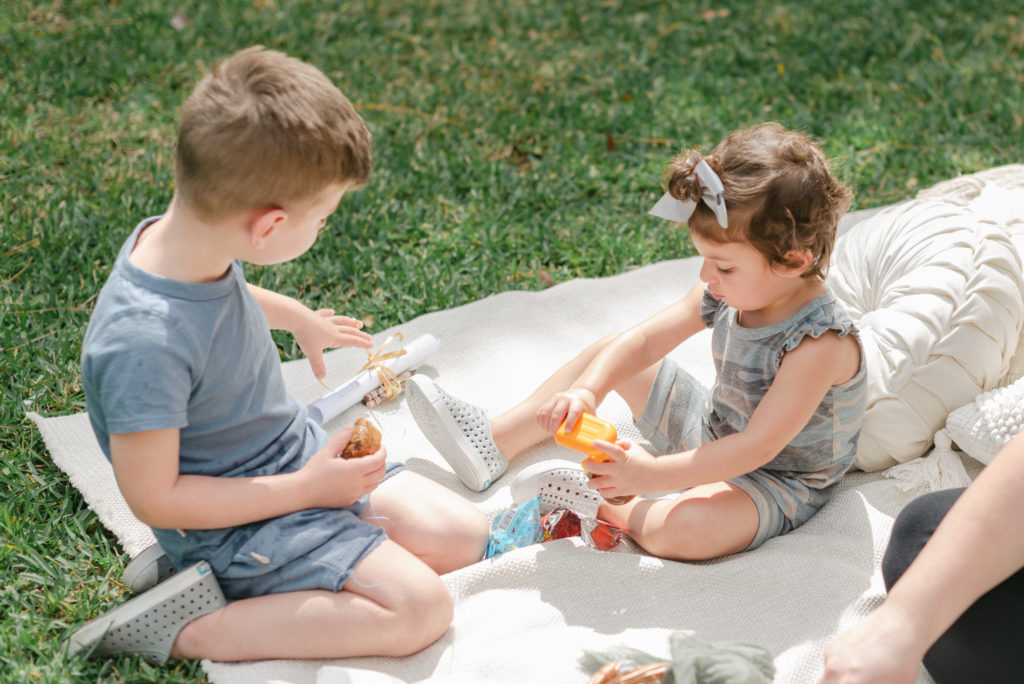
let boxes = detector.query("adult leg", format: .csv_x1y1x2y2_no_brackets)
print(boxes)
363,469,489,574
883,488,1024,684
172,539,453,661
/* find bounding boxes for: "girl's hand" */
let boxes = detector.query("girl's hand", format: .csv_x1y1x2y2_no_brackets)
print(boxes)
294,308,374,380
297,427,387,508
583,440,659,498
535,387,598,433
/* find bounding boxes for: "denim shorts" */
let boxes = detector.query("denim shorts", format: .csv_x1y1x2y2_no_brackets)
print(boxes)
635,359,828,550
163,461,405,599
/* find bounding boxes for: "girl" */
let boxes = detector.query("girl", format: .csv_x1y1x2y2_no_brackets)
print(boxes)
408,122,865,560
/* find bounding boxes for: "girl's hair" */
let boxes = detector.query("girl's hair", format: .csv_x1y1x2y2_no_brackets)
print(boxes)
666,122,851,279
175,46,372,221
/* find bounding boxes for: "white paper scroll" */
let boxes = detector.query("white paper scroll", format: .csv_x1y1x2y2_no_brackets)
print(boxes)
306,333,439,425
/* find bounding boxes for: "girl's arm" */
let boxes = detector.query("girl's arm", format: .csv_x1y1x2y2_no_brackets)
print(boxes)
110,426,386,530
575,281,708,403
590,328,859,495
246,283,373,379
536,281,708,433
820,430,1024,684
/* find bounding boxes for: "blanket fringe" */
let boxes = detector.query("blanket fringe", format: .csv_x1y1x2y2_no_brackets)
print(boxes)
884,429,973,495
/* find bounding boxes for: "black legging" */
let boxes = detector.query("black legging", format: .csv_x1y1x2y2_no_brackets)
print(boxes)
883,488,1024,684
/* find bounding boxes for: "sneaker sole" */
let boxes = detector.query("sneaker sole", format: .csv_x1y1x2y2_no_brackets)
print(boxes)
67,560,225,662
407,378,494,492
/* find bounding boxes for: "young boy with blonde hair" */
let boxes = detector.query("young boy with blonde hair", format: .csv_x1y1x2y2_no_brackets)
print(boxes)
70,46,488,663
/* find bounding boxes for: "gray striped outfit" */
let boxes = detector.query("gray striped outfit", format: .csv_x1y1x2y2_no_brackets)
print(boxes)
637,287,867,549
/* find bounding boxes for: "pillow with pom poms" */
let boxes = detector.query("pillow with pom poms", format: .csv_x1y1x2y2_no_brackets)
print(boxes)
945,376,1024,465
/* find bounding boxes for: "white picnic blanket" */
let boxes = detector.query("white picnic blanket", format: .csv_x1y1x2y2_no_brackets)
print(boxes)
30,222,950,683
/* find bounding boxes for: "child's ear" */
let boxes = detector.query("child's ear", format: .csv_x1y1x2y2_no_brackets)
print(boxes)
780,248,815,277
248,208,288,249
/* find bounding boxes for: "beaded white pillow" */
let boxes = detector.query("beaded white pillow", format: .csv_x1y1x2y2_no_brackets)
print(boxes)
945,377,1024,465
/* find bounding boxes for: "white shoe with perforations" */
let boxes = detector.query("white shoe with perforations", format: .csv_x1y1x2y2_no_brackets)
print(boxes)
406,375,508,491
67,561,225,662
511,462,603,519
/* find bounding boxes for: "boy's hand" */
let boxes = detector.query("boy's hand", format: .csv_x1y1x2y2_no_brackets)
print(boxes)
584,440,658,498
298,427,387,508
535,388,597,434
246,285,373,380
295,308,374,380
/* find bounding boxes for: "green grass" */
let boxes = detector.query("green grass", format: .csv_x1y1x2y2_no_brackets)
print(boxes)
2,0,1022,680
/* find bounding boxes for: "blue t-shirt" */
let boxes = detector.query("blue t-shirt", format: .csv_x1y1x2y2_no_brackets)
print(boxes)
81,218,333,570
81,219,413,599
82,217,325,479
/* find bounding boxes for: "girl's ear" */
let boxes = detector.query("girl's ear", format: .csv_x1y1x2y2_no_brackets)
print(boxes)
779,248,815,277
248,208,287,249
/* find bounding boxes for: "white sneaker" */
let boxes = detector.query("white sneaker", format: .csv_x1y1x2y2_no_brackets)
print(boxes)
67,561,225,662
406,375,508,491
511,462,603,519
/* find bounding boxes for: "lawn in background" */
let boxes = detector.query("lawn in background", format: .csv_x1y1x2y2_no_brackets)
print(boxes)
3,1,1023,681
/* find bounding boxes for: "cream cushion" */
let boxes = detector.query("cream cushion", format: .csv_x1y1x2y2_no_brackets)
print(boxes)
829,199,1024,471
917,164,1024,385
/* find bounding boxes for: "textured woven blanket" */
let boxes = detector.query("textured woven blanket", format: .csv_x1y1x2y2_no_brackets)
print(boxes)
31,209,943,684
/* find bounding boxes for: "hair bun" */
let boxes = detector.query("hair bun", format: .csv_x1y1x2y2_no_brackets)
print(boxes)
667,151,710,202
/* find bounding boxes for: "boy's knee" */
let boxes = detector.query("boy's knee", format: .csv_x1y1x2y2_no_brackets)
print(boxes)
383,575,453,656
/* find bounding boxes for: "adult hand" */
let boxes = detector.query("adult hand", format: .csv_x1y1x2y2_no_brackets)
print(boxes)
820,605,925,684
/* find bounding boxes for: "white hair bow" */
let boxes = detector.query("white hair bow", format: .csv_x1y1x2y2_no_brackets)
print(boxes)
648,159,728,228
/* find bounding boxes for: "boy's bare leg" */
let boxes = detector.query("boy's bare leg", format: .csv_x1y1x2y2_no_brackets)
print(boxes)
490,333,659,459
170,539,452,661
363,470,489,573
598,482,760,561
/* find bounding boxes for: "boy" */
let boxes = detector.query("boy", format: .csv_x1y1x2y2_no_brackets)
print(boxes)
70,46,488,663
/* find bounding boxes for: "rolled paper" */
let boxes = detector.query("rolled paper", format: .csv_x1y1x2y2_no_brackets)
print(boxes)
307,333,439,425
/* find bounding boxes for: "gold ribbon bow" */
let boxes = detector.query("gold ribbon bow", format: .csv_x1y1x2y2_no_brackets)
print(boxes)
316,332,409,400
358,332,408,401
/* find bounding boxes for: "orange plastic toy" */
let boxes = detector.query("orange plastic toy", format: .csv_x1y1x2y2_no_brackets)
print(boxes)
555,413,634,505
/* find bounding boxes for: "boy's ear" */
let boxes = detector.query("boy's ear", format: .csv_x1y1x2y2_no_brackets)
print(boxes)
248,208,288,249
